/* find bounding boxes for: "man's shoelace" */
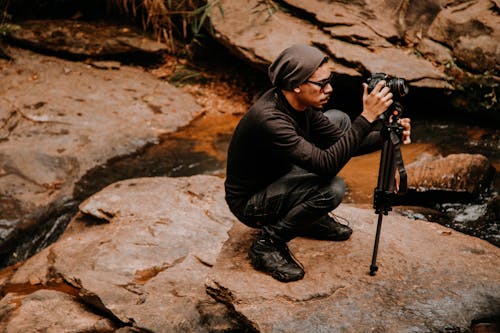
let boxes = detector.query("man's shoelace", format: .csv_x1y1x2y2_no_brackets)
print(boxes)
328,212,350,227
279,242,304,270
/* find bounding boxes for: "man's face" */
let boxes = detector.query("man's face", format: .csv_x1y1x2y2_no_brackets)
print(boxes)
297,63,333,109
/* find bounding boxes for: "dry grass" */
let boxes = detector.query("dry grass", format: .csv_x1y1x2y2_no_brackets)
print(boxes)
107,0,222,52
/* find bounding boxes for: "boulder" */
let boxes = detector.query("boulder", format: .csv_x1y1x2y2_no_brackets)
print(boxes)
209,0,447,87
1,176,238,332
0,46,201,265
7,20,168,60
1,175,499,332
427,0,500,73
208,0,499,111
398,153,497,246
207,205,500,333
405,153,495,199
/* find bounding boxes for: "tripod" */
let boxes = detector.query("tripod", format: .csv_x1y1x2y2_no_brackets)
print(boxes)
369,102,407,276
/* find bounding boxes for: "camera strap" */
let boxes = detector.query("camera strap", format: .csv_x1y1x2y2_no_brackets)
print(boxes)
389,130,407,194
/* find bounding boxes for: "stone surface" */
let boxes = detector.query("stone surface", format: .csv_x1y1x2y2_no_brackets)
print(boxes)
3,176,237,332
0,289,117,333
8,20,168,59
207,205,500,333
406,153,495,195
1,176,498,332
427,0,500,73
209,0,448,88
208,0,499,95
0,46,201,263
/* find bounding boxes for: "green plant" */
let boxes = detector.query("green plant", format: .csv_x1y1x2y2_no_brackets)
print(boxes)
167,64,207,86
0,0,8,22
0,23,17,38
253,0,278,19
0,0,19,42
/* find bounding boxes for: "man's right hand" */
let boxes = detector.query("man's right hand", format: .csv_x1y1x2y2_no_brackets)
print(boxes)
361,81,393,123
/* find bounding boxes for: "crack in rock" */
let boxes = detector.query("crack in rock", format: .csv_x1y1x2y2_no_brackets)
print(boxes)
205,280,259,333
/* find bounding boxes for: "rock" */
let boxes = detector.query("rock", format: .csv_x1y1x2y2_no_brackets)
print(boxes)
415,37,453,65
88,60,122,70
1,175,498,332
7,20,168,61
209,0,448,88
405,153,495,197
0,46,201,265
0,290,117,332
399,153,498,247
2,176,237,332
208,0,499,111
0,44,12,60
427,0,500,73
207,205,500,333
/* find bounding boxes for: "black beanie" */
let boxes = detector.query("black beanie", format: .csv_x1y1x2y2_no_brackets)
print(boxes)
268,44,328,90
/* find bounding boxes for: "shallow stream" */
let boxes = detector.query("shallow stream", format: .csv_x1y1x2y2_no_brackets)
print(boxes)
72,108,499,247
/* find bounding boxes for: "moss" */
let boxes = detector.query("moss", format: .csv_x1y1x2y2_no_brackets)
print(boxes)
444,59,499,115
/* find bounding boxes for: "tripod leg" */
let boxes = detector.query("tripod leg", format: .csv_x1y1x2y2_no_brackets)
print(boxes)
370,213,384,276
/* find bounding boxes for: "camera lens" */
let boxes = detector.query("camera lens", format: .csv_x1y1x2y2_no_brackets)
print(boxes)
394,78,409,97
366,73,409,98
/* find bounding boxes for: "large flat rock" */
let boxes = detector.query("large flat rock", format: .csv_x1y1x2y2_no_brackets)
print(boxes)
207,205,500,332
2,176,237,332
0,46,201,262
1,176,498,332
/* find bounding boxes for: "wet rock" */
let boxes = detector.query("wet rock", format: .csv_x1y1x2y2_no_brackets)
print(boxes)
438,194,500,248
398,153,498,247
0,46,201,265
7,20,167,61
405,153,495,198
1,176,238,332
207,205,500,333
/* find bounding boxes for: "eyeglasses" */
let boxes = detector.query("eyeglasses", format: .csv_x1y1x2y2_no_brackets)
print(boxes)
306,72,334,91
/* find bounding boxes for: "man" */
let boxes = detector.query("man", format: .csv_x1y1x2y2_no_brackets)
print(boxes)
224,44,411,282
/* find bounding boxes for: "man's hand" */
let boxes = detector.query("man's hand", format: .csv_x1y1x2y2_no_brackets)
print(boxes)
361,81,393,123
398,117,411,144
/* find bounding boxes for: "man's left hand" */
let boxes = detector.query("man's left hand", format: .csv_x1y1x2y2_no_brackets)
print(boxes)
398,118,411,144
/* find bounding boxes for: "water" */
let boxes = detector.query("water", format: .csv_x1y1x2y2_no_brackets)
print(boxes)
7,104,497,267
136,113,498,246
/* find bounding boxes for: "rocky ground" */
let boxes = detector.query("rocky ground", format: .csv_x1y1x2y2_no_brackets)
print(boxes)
0,175,498,332
0,15,498,333
209,0,499,115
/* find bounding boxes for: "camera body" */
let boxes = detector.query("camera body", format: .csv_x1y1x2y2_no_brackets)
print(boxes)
366,73,409,99
366,73,409,122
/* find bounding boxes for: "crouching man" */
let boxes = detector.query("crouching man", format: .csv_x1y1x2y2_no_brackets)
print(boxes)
224,44,411,282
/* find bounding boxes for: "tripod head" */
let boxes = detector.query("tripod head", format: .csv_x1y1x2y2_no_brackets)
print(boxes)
379,101,404,135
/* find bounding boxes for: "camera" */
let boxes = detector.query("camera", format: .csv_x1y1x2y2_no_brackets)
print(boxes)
366,73,409,122
366,73,409,99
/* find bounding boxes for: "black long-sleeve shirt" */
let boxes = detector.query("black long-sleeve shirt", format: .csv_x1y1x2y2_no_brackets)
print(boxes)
225,88,380,215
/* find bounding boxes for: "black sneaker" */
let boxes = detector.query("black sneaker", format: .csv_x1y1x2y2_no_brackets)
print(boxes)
300,214,352,241
248,232,304,282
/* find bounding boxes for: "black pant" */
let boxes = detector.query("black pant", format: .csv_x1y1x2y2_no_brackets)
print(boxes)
239,110,351,243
